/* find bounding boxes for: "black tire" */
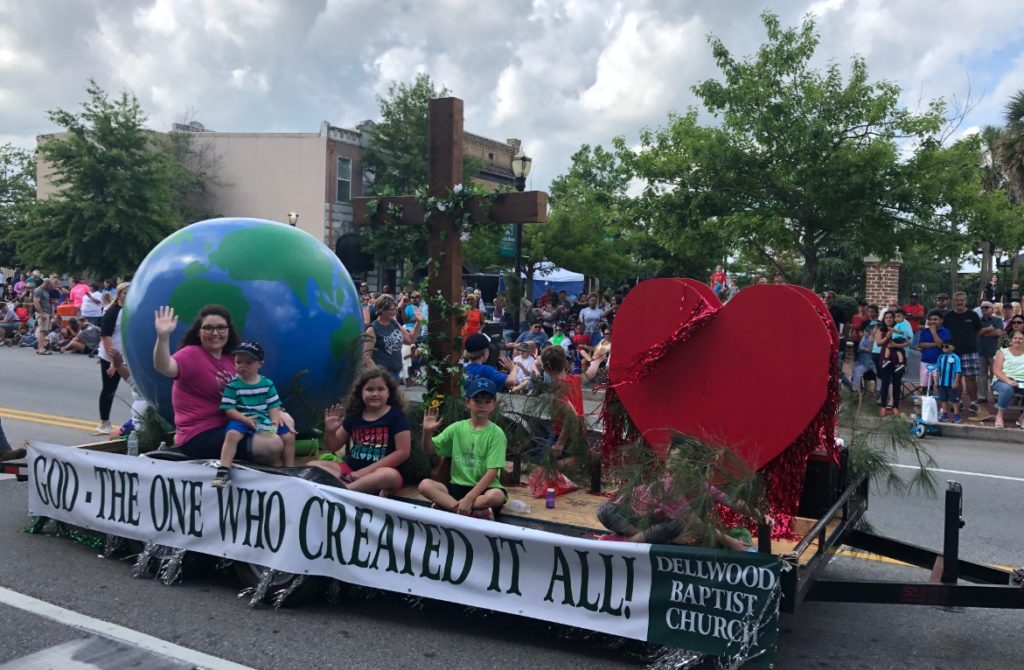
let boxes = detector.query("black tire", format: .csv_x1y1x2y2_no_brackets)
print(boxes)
232,561,328,607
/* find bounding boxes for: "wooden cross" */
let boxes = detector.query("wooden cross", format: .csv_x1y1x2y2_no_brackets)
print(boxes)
352,97,548,396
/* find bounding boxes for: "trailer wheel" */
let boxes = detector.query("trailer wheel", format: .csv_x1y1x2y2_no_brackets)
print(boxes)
232,561,327,607
912,423,927,438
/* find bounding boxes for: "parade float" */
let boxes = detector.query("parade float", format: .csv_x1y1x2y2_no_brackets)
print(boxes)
12,96,1024,667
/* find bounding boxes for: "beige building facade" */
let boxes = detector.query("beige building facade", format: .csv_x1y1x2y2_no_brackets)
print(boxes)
36,121,520,289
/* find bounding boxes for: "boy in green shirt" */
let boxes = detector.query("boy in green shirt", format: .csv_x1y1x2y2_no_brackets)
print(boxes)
419,377,507,519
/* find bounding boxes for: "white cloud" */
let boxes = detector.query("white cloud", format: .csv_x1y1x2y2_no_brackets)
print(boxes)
1,0,1023,193
229,66,270,93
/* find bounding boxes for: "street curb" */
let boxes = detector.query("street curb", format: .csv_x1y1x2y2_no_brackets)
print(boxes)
934,422,1024,444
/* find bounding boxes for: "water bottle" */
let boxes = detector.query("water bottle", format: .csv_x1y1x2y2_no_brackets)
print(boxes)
126,431,139,457
507,499,532,514
545,487,555,509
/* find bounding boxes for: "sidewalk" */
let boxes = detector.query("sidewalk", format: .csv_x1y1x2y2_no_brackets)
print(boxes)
842,356,1024,444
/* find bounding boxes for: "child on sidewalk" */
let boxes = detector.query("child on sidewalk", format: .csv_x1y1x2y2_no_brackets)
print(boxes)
882,308,913,374
212,341,295,488
463,332,516,392
510,341,538,392
418,377,507,519
935,342,962,424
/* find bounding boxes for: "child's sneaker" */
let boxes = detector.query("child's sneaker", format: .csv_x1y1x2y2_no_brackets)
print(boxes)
952,414,962,424
938,412,949,423
211,467,231,489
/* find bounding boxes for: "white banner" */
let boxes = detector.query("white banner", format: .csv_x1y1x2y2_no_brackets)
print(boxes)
27,443,649,638
26,443,782,657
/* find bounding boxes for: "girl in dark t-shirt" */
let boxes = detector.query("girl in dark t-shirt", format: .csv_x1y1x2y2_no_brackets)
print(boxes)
311,369,411,495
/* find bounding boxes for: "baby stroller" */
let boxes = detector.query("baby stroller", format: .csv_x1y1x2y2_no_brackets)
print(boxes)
911,363,942,438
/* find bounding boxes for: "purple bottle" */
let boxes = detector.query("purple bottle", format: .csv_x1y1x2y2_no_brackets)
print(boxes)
545,487,555,509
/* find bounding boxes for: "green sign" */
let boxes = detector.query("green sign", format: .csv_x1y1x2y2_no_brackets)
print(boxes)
647,544,780,661
500,225,516,258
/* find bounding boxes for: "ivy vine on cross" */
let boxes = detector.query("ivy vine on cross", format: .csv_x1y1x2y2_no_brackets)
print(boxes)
352,97,548,397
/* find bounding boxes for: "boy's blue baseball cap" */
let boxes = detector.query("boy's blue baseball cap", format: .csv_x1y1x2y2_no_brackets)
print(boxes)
466,377,497,398
232,341,264,361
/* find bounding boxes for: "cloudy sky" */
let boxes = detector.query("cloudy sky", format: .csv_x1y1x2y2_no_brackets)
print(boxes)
3,0,1024,190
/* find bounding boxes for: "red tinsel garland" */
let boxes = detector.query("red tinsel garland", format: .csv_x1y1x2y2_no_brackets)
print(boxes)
719,300,840,539
599,292,721,467
599,288,840,540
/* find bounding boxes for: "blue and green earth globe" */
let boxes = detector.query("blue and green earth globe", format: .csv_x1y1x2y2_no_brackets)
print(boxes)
122,218,364,434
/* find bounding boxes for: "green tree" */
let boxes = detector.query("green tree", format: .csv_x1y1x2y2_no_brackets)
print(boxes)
12,81,181,278
543,145,650,284
617,12,975,288
999,90,1024,203
0,143,36,266
361,73,488,270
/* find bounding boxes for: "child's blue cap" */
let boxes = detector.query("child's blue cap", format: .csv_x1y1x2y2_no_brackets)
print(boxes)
232,341,264,361
466,377,498,398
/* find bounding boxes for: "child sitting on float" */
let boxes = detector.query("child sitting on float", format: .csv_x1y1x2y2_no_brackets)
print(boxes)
418,377,507,520
596,442,761,550
535,345,584,470
309,368,411,496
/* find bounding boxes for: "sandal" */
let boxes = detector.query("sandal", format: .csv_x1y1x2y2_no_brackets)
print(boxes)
995,418,1005,429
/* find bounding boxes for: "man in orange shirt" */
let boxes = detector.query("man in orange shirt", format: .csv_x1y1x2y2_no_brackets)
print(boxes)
902,292,926,341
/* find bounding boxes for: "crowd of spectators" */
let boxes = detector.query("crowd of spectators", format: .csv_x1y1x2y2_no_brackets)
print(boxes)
833,275,1024,425
0,267,120,354
350,278,619,391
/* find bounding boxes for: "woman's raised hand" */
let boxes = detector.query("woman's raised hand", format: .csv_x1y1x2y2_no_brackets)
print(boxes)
154,306,178,337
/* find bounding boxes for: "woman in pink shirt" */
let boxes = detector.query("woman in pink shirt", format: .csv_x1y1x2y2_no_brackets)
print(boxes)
69,279,91,307
152,304,285,462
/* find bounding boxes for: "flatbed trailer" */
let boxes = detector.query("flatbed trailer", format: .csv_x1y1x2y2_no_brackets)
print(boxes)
7,440,1023,669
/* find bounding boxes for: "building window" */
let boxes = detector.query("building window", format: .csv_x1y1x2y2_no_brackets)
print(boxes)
336,157,351,202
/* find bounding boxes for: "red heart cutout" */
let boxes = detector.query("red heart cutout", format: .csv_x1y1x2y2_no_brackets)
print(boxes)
610,279,833,471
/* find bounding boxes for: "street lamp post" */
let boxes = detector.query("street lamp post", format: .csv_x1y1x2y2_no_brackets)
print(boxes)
287,212,299,227
511,150,532,334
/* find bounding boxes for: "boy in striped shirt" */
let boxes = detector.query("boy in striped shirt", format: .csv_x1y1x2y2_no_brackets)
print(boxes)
935,342,963,424
213,341,295,488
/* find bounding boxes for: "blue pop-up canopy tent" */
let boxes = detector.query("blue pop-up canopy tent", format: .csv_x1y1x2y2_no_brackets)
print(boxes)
498,263,586,300
529,263,584,299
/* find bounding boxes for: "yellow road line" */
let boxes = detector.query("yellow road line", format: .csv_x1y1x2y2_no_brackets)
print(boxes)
0,409,96,432
0,407,96,427
838,548,1016,573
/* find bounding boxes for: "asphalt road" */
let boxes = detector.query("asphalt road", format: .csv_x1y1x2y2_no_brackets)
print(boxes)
1,346,1022,669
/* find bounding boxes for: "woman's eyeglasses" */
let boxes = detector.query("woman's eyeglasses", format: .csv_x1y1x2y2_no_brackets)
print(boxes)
201,325,229,332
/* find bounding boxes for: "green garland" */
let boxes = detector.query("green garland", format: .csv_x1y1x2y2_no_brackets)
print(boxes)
365,182,502,239
420,284,468,406
367,182,507,408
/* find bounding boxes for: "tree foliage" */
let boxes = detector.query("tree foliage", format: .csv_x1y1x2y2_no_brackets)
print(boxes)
0,143,36,266
361,73,492,271
542,145,655,283
579,11,1016,291
12,81,184,278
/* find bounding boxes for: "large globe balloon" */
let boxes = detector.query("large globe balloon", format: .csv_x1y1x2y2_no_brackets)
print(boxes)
122,218,364,433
